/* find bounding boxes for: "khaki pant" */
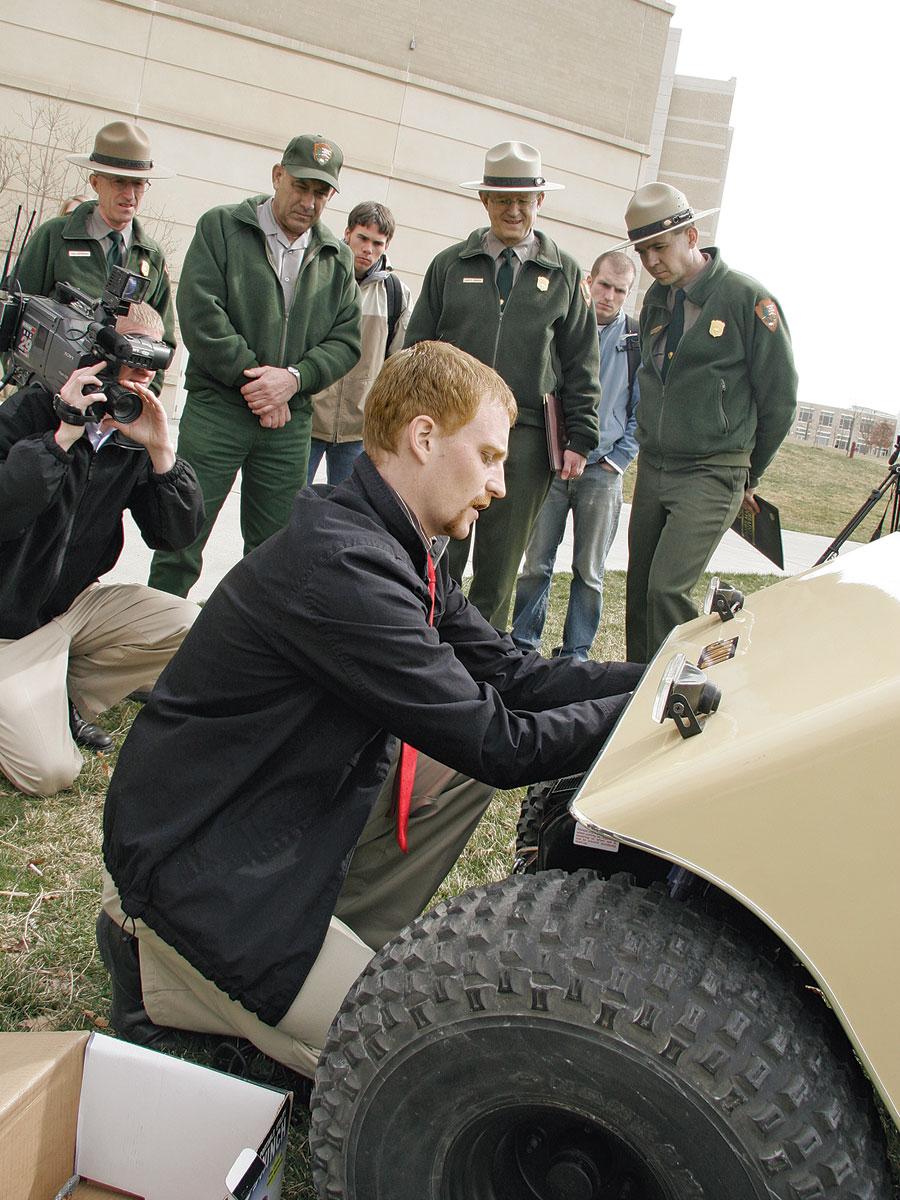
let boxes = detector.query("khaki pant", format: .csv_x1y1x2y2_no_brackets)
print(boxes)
103,754,495,1076
0,584,199,796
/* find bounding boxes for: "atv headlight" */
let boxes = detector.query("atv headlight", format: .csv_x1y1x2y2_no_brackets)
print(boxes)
703,576,744,621
652,653,721,739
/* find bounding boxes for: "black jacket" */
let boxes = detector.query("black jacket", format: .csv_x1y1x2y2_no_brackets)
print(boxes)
0,384,204,639
103,454,643,1025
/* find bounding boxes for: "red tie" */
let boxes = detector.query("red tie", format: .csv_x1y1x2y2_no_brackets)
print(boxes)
394,552,436,854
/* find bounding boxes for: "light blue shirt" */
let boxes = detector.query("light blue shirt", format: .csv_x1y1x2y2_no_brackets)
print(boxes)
589,307,639,472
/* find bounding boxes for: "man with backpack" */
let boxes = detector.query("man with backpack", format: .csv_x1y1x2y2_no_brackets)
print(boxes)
512,250,640,660
307,201,412,483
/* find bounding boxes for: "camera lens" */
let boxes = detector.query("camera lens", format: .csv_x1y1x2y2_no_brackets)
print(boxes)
104,383,143,424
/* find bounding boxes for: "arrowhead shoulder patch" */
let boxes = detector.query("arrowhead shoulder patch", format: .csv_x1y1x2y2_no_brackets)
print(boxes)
755,298,780,332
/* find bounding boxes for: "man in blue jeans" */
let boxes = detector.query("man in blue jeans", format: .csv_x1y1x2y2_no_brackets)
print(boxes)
512,250,639,659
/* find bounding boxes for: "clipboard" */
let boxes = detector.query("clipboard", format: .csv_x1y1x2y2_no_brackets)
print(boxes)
543,393,567,472
730,495,784,569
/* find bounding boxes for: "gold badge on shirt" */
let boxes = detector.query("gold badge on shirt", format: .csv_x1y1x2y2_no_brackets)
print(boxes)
140,259,150,277
538,276,550,293
709,319,725,337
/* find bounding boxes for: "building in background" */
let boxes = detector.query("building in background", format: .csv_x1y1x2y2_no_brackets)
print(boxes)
0,0,733,414
790,404,899,457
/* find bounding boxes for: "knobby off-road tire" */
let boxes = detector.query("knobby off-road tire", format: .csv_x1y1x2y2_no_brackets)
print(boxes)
310,870,891,1200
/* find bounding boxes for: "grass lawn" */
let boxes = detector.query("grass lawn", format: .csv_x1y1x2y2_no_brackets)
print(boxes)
2,431,898,1195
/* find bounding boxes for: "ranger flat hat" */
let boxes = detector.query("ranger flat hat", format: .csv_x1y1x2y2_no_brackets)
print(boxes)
611,182,718,251
68,120,175,179
281,134,343,193
461,141,564,193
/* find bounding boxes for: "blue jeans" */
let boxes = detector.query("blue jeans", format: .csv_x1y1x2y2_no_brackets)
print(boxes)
307,438,364,485
511,463,623,660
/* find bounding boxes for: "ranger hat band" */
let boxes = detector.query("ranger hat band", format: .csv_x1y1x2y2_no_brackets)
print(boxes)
68,120,175,179
281,134,343,193
610,182,718,251
461,140,564,193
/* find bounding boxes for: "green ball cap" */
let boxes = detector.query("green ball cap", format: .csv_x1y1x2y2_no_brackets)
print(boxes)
281,134,343,192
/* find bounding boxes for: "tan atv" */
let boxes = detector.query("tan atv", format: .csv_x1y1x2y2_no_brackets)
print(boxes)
310,532,900,1200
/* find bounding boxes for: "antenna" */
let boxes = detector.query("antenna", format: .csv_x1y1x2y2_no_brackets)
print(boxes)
1,206,22,289
1,207,36,292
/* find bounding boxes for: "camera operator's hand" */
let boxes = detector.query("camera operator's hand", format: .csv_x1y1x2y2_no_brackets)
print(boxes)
53,365,107,451
104,381,176,474
240,365,297,422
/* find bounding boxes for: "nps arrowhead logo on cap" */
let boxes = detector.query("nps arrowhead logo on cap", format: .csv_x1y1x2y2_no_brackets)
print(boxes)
281,134,344,193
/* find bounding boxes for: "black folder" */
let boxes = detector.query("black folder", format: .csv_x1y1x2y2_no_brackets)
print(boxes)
730,495,784,570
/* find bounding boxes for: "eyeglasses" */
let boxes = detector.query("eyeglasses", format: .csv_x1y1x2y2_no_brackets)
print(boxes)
484,194,539,209
96,175,151,194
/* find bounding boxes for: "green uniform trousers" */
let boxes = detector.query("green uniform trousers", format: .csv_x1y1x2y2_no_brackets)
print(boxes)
448,423,553,629
148,393,312,598
625,459,748,663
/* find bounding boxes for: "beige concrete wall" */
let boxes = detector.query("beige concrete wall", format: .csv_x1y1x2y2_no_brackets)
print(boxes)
1,0,684,408
173,0,674,144
659,74,735,244
633,70,734,304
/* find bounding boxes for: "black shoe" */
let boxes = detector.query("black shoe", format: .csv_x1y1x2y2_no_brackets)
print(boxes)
69,702,114,754
95,911,177,1049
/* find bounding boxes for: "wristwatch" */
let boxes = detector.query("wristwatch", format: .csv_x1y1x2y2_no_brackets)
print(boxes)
286,366,301,394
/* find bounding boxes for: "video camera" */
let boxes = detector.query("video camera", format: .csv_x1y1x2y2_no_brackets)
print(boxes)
0,264,173,425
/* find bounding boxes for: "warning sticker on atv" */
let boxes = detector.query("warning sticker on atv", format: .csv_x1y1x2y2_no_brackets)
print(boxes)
573,825,620,852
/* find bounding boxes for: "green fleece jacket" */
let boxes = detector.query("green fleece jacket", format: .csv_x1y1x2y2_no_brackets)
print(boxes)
405,228,600,458
15,202,173,339
176,195,361,408
13,200,173,392
637,248,798,486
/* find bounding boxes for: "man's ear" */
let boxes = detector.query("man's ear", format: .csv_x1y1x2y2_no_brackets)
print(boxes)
272,163,284,189
408,415,437,465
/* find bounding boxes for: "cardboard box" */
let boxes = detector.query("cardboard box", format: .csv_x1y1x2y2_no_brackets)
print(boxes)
0,1032,291,1200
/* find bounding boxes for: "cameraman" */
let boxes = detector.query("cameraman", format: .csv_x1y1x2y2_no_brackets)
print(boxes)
0,303,203,797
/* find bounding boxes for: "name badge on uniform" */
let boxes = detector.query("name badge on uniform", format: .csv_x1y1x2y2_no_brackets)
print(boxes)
67,249,90,257
462,277,484,284
709,319,725,337
538,276,550,293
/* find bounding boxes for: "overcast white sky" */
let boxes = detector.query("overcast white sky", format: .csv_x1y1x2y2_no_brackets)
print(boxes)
669,1,899,417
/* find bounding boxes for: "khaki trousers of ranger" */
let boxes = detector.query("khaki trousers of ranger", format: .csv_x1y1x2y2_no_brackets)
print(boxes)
102,754,495,1077
0,584,199,797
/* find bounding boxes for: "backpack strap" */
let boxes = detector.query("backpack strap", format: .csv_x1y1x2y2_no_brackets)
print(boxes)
384,272,402,358
624,313,641,416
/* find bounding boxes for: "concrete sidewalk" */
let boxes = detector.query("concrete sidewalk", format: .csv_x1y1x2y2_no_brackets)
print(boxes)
106,449,847,601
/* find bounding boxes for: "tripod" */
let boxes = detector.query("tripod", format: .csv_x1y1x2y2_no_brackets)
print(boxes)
815,436,900,566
